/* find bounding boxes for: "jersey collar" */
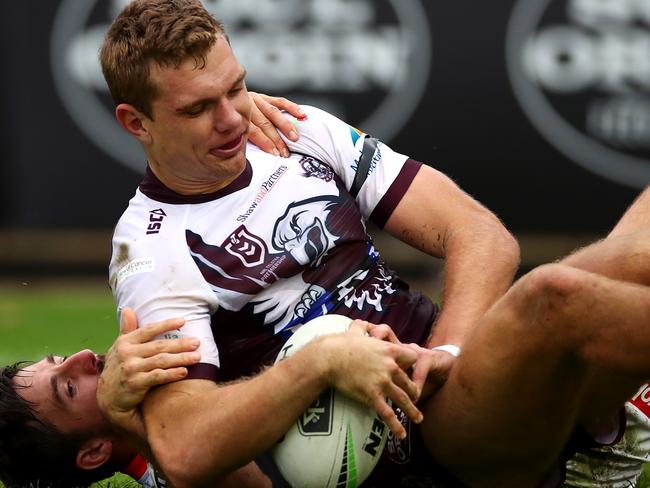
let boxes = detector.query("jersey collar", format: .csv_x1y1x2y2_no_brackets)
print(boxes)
139,161,252,204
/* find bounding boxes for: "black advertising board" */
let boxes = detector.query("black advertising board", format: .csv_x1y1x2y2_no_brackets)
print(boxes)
1,0,647,234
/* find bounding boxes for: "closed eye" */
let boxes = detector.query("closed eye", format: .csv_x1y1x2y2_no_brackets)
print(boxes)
184,103,209,116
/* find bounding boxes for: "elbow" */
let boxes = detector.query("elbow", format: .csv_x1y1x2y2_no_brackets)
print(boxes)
497,225,520,271
151,437,225,488
151,440,192,488
480,213,520,272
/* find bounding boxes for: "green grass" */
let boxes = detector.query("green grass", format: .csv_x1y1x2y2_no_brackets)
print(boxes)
0,280,118,364
0,279,135,488
1,279,650,487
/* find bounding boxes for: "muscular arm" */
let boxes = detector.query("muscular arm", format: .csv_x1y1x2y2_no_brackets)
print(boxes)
384,165,520,347
608,185,650,237
140,327,420,488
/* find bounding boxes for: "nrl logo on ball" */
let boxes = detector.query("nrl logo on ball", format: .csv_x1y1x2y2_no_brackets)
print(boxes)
51,0,431,174
507,0,650,188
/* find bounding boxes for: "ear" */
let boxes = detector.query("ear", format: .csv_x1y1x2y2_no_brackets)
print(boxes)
115,103,152,144
76,437,113,471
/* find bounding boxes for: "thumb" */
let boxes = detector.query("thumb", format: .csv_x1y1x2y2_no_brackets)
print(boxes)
411,360,428,397
119,307,138,335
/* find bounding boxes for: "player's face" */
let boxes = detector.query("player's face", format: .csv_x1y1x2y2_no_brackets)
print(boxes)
14,350,109,435
144,36,252,194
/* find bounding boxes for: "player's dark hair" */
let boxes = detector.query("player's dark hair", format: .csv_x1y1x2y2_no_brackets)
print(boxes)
0,362,117,488
100,0,227,118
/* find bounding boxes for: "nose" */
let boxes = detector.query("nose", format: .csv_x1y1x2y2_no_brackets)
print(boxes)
213,99,243,133
56,349,98,375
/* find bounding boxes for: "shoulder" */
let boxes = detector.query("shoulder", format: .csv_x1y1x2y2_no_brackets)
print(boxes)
285,105,365,166
110,192,188,283
291,105,358,140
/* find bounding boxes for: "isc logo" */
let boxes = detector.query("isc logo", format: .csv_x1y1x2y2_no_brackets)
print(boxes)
146,209,167,235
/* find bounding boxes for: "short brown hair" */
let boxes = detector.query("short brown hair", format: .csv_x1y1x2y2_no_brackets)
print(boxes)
0,363,119,487
100,0,226,118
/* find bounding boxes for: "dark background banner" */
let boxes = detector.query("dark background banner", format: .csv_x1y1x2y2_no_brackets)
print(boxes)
2,0,648,238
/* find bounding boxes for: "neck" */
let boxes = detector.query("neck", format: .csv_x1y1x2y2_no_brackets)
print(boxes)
147,160,241,196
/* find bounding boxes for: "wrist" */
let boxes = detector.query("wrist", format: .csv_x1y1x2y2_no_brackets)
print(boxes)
303,335,335,389
431,344,461,357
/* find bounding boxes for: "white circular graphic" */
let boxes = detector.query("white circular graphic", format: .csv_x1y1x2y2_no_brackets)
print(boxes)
506,0,650,188
51,0,432,174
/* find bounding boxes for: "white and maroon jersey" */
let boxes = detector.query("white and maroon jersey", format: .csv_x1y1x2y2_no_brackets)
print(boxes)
564,383,650,488
109,106,437,382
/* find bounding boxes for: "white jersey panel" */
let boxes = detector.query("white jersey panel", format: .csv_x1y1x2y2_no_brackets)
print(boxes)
110,194,221,367
285,105,410,217
564,384,650,488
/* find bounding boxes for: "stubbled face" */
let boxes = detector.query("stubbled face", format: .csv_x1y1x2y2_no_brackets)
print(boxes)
143,35,253,195
14,350,108,436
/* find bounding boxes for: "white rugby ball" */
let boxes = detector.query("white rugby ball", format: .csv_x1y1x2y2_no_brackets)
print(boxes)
272,314,388,488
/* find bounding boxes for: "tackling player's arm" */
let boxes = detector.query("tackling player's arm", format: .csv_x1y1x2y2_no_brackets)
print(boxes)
608,185,650,237
384,165,519,348
132,323,420,488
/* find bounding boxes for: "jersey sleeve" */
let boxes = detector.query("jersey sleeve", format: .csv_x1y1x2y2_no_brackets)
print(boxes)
284,105,422,225
109,194,221,372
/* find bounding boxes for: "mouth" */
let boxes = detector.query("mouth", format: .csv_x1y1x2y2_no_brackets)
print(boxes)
210,133,245,158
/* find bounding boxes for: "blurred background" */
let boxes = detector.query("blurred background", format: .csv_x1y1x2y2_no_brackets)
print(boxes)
1,0,649,367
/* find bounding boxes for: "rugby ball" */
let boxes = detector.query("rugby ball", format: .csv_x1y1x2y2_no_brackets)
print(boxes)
272,314,388,488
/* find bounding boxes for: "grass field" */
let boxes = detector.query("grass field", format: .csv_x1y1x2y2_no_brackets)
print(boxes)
0,279,137,488
1,278,649,488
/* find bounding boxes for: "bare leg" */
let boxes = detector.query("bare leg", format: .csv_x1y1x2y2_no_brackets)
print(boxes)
421,262,650,487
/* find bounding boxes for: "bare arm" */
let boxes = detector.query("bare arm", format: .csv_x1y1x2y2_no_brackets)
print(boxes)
140,323,420,488
608,186,650,237
98,309,272,487
384,165,520,347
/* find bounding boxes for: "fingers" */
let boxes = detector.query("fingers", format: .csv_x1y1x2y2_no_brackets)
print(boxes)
368,323,401,344
410,359,430,397
131,366,190,391
393,343,419,370
133,317,186,343
373,397,406,439
118,311,186,345
248,108,285,157
138,350,201,372
392,366,420,403
248,92,301,158
347,319,370,335
257,93,306,121
119,307,138,335
410,349,457,400
372,391,422,439
136,335,199,357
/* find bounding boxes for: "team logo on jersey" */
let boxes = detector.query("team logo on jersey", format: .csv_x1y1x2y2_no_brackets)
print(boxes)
298,389,334,436
272,197,339,266
506,0,650,188
299,156,334,182
224,225,267,267
50,0,431,172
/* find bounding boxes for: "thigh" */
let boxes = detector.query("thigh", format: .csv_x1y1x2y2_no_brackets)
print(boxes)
419,264,646,487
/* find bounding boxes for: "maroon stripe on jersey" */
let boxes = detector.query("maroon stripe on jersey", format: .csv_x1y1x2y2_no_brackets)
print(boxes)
139,162,253,204
185,362,219,382
370,159,423,228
